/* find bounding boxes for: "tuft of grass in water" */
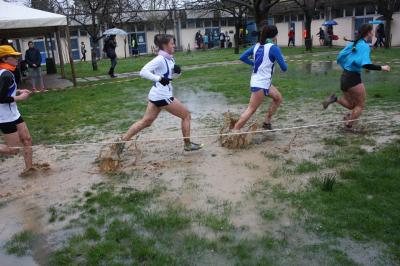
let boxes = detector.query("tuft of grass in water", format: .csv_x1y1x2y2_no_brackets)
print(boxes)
260,209,276,220
5,230,35,257
196,212,235,232
244,161,260,170
310,174,336,192
48,206,58,223
294,160,320,174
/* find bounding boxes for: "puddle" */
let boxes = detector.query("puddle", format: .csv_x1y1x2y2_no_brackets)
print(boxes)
303,61,342,74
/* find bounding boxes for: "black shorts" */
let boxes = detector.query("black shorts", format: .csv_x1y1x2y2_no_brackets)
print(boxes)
341,70,362,91
149,97,174,107
0,116,24,134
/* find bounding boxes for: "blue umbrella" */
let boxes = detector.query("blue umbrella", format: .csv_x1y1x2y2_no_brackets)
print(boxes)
369,20,384,25
322,20,338,26
103,28,128,36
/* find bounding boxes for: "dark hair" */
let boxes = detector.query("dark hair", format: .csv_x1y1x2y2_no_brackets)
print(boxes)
154,34,174,50
259,25,278,45
28,41,33,45
352,23,373,51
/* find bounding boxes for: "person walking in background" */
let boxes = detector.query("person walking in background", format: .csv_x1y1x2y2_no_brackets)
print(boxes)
288,28,295,47
316,27,325,46
195,30,202,49
25,41,45,92
219,32,226,48
327,25,333,47
225,31,231,48
80,42,87,62
131,37,139,57
104,35,117,78
374,24,385,48
203,33,209,49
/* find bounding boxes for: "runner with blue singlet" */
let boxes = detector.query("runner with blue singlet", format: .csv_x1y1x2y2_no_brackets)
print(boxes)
323,24,391,130
233,25,287,131
118,34,203,152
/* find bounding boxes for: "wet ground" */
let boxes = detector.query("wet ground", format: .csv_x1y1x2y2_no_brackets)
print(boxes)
1,67,400,265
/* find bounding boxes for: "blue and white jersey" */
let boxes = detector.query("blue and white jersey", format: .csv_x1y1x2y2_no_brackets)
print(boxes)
0,69,20,123
240,43,288,89
140,55,175,101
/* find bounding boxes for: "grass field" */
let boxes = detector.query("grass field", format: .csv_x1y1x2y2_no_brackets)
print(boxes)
2,47,400,265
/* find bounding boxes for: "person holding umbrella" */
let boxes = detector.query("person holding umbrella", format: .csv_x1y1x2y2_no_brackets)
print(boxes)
104,35,117,78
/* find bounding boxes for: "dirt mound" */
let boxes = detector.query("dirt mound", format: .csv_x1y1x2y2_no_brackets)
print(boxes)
219,112,258,149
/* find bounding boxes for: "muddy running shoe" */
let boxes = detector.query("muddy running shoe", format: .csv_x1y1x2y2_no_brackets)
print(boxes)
262,122,272,130
184,142,204,151
19,167,37,177
322,93,337,109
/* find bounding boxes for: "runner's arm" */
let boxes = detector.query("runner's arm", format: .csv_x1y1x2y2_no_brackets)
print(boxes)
239,45,255,66
362,64,382,71
140,56,163,82
269,45,288,72
0,73,14,104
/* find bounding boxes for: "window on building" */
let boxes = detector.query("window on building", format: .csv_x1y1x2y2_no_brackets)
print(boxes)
181,20,187,29
291,15,297,21
79,30,87,36
70,30,78,37
204,19,211,27
298,14,304,21
220,19,227,27
355,6,364,16
196,19,203,28
284,15,289,22
187,19,196,28
127,24,135,32
212,20,219,27
137,23,145,31
331,8,342,18
345,7,353,17
366,5,376,15
275,15,284,23
146,23,154,31
227,17,235,26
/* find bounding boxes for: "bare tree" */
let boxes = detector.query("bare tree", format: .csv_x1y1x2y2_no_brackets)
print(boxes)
376,0,400,48
293,0,320,51
52,0,143,71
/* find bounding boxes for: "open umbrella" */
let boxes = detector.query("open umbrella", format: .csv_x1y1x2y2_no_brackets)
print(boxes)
103,28,128,36
369,20,384,25
322,20,338,26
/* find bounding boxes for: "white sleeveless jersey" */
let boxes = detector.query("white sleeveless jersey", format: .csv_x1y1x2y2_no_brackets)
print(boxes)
250,43,274,89
0,69,20,123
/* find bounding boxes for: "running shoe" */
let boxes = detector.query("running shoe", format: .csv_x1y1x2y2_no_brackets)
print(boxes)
262,123,272,130
184,142,204,151
322,93,337,109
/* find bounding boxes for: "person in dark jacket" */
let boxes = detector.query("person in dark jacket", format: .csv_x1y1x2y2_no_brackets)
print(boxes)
104,35,117,78
25,41,45,92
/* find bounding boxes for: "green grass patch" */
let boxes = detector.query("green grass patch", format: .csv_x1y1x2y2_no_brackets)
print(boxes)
292,140,400,260
5,230,36,257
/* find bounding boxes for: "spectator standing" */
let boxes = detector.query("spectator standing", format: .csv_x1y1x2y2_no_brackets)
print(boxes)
80,42,87,62
25,41,45,92
288,28,295,46
104,35,117,78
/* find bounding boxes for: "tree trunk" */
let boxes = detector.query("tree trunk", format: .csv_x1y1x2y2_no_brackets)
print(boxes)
91,40,99,71
384,17,392,48
305,14,313,51
234,23,240,54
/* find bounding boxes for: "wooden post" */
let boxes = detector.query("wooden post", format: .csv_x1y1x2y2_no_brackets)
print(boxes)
56,28,65,79
65,25,77,87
